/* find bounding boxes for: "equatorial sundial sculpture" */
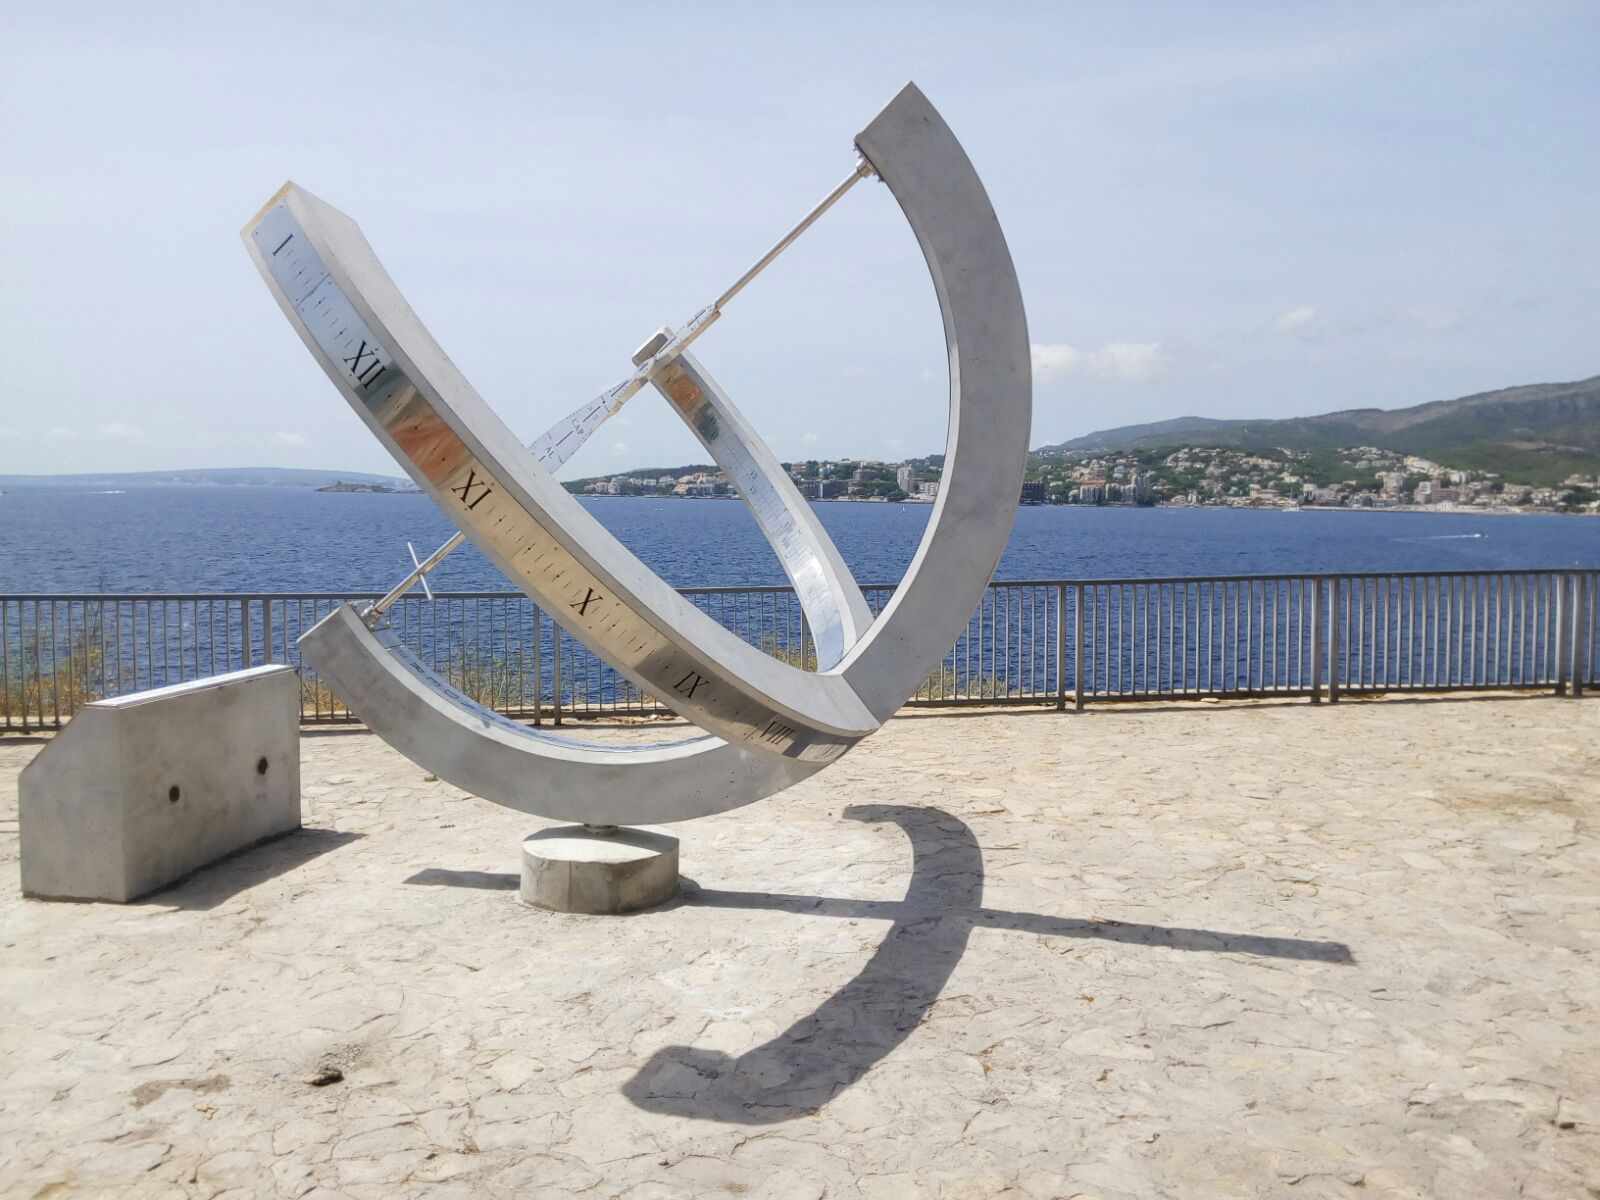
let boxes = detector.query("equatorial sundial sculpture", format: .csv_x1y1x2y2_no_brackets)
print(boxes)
243,84,1029,881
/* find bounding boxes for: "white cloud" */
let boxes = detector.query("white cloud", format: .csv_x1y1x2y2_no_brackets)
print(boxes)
1397,305,1459,333
1273,305,1318,334
47,426,78,439
1032,341,1164,383
1032,343,1084,380
800,431,819,448
96,421,144,438
609,440,628,455
271,431,309,447
835,364,867,379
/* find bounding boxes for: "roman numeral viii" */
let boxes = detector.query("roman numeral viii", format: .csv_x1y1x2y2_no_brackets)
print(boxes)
758,718,795,745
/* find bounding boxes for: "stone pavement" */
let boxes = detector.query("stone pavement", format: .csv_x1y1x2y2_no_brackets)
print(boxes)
1,695,1596,1199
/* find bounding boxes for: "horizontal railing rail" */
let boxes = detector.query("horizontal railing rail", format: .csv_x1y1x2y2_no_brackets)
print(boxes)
3,570,1595,731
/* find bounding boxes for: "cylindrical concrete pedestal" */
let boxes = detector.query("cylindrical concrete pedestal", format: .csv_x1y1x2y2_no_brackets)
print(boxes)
519,825,679,914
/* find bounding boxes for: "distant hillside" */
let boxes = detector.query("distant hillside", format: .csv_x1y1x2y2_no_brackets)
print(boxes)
1051,415,1250,451
0,467,410,491
1039,375,1600,485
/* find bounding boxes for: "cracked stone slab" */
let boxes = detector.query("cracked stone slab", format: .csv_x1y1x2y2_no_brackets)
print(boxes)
0,694,1596,1198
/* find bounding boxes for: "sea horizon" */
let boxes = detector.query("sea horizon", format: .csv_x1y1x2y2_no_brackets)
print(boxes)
4,487,1597,597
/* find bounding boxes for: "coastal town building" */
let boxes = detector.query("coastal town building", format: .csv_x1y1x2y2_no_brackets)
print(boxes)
561,445,1598,514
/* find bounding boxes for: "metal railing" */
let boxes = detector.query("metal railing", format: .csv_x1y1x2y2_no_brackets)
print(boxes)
3,569,1595,731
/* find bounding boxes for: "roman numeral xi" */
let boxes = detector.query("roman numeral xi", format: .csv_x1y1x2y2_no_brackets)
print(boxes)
450,470,494,511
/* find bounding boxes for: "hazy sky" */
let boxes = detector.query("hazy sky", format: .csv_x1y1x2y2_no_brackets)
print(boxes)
2,2,1596,478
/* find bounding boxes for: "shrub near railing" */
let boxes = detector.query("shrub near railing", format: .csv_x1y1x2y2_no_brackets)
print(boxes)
3,599,108,727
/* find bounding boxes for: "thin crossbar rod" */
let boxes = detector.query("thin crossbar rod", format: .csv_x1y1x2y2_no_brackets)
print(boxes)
716,160,873,311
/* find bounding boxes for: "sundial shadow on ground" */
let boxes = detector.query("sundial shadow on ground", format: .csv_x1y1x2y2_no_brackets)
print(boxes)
408,803,1354,1124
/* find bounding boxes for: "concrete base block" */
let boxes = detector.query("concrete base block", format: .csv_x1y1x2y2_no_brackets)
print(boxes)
20,665,301,902
519,826,679,915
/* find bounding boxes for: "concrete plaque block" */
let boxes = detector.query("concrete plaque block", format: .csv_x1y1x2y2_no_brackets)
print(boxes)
20,665,301,902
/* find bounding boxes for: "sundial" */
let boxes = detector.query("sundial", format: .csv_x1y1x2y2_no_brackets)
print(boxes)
243,83,1029,894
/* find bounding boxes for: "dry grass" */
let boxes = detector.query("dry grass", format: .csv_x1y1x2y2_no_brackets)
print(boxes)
3,605,107,727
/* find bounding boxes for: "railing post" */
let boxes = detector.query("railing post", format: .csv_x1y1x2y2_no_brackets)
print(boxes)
1073,583,1086,711
263,597,274,664
1,598,11,733
241,598,252,670
1054,583,1066,710
551,629,563,725
1555,572,1569,696
1580,569,1593,694
1310,576,1323,704
1328,577,1341,703
1587,571,1598,695
1578,570,1592,698
532,607,543,725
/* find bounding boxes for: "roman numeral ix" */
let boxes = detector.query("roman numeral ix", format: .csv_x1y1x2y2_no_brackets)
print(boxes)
672,670,706,701
449,470,494,511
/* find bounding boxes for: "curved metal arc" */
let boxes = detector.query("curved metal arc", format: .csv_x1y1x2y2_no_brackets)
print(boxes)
244,187,876,762
645,341,873,670
837,82,1031,718
267,80,1028,826
300,604,819,824
295,339,875,819
372,336,874,682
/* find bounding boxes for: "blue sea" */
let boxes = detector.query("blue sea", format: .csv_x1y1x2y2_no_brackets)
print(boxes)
2,487,1597,594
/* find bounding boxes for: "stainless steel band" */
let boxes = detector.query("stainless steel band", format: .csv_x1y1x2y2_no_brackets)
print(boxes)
252,81,1031,824
246,190,875,763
